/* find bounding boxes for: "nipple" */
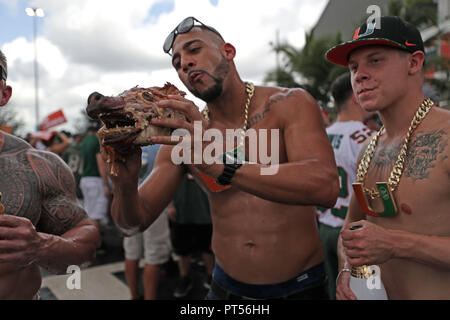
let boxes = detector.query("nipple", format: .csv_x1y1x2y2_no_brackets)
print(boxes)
400,203,412,215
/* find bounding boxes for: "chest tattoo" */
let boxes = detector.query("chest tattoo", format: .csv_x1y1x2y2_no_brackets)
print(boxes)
371,130,448,182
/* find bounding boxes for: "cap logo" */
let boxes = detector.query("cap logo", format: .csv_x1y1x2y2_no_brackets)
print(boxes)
405,40,416,46
353,21,376,40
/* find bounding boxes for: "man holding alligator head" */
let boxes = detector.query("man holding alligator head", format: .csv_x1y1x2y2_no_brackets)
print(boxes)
87,16,339,299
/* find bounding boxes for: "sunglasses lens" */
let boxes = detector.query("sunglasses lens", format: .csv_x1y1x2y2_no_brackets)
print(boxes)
163,17,211,54
178,17,194,33
163,32,175,53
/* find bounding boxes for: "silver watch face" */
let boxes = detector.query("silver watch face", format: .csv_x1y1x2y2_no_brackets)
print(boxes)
224,152,237,165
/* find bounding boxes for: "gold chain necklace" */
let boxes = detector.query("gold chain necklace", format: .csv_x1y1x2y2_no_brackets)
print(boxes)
356,98,434,199
202,82,255,147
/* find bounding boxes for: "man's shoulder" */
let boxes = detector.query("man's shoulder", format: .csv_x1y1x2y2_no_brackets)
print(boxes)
25,146,68,168
0,133,63,169
432,106,450,127
261,86,311,104
0,132,32,153
257,86,319,120
420,106,450,138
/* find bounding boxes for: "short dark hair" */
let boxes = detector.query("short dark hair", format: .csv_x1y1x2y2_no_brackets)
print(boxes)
0,50,6,69
331,72,353,113
195,25,225,43
0,50,7,81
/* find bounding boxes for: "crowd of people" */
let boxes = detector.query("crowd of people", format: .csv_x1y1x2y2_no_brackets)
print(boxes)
0,13,448,301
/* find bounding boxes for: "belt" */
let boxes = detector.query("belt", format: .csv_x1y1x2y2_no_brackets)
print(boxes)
210,277,326,300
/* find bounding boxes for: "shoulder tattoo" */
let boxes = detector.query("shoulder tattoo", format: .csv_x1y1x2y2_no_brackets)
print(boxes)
248,90,295,128
0,139,41,224
405,129,448,181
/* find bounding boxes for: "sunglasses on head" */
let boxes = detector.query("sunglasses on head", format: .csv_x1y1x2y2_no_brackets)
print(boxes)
163,16,224,54
0,65,6,82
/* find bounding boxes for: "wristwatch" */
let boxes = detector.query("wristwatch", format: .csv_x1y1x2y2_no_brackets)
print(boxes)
215,151,243,186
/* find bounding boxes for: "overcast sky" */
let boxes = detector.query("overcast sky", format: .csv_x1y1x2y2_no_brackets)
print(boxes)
0,0,328,135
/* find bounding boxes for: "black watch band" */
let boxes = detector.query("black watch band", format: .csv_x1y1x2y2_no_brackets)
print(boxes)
215,151,243,186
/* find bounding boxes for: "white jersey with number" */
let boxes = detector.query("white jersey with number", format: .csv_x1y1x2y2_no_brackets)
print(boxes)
317,121,374,228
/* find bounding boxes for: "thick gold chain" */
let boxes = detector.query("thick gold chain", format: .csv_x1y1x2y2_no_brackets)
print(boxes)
356,98,434,199
202,82,255,147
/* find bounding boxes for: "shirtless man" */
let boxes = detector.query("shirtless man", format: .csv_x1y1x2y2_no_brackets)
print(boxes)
102,17,339,299
0,50,100,299
326,16,450,299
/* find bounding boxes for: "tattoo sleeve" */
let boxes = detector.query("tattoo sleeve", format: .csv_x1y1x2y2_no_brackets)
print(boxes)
29,150,88,235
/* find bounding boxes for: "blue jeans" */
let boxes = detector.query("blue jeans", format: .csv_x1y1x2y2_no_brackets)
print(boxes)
205,263,329,300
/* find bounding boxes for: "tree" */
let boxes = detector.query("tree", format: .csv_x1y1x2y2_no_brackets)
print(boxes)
388,0,449,107
265,0,448,108
388,0,437,27
0,107,25,136
264,30,347,106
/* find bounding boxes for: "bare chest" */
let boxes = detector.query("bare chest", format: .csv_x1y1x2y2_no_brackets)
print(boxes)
208,112,286,164
363,129,450,235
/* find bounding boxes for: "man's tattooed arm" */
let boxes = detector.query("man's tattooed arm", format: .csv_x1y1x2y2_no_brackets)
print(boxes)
30,150,87,235
29,150,100,273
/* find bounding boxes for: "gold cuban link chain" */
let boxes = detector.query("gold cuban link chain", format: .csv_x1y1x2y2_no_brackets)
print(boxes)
202,82,255,147
356,98,434,199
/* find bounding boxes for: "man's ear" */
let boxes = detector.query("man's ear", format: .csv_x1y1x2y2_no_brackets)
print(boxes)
408,51,425,76
0,85,12,106
222,43,236,61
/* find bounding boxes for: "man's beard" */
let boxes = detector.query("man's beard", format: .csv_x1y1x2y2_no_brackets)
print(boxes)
190,57,229,102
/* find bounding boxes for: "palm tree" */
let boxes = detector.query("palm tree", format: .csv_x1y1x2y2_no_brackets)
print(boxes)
265,0,448,108
264,30,347,106
388,0,437,27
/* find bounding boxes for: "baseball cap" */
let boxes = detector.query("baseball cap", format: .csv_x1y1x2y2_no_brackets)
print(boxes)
326,16,424,66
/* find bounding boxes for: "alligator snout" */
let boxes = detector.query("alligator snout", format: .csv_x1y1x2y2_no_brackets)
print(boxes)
86,92,125,119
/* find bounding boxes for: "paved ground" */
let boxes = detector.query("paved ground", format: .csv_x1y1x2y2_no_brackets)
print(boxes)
39,223,210,300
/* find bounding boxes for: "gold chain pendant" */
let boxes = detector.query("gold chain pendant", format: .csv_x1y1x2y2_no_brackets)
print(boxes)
200,82,255,193
353,98,434,217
